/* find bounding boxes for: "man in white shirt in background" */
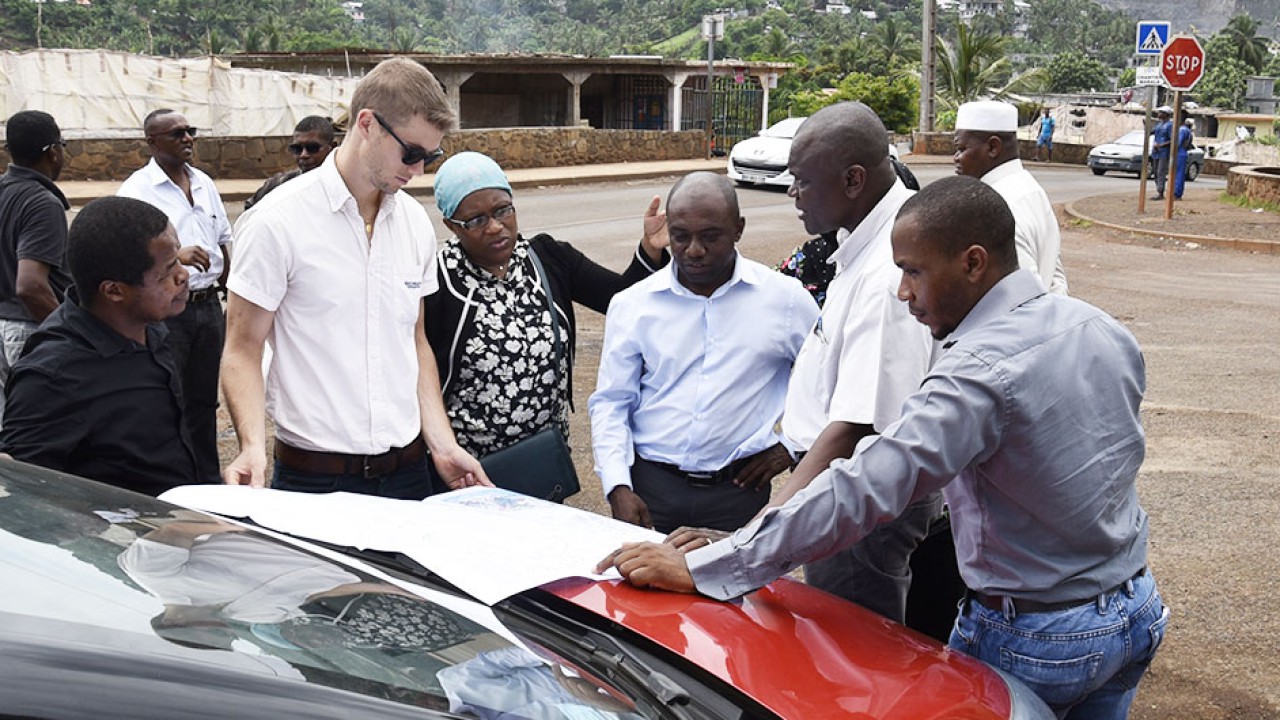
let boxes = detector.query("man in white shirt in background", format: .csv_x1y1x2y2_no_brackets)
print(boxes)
221,58,488,498
590,172,816,534
117,109,233,483
952,100,1069,295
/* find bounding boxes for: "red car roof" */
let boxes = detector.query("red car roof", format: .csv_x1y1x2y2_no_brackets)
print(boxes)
547,576,1012,719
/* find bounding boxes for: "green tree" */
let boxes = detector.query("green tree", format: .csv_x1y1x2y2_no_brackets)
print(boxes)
1195,52,1250,110
868,16,919,70
1193,34,1252,110
1217,14,1269,73
934,24,1043,110
781,71,919,133
1046,51,1110,93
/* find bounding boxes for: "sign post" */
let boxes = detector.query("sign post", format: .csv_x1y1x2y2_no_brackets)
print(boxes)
1134,21,1170,213
1159,35,1205,218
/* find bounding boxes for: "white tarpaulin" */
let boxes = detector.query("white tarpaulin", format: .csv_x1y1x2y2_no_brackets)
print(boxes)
0,49,358,138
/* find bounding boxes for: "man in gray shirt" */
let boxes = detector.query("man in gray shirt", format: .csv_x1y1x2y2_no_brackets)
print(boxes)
599,176,1167,719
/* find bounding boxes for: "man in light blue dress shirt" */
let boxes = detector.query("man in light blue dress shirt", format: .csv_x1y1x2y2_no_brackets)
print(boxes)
600,176,1167,719
589,172,817,534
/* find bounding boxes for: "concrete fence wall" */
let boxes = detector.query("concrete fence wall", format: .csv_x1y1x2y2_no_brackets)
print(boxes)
1227,165,1280,205
2,127,709,181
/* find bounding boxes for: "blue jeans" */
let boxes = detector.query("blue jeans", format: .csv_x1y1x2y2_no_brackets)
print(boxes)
272,456,437,499
949,569,1168,719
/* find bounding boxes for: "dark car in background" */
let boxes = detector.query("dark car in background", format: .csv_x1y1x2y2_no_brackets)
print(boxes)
1088,129,1204,180
0,461,1053,719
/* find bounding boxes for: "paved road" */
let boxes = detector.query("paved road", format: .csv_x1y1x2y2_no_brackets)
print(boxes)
428,164,1230,260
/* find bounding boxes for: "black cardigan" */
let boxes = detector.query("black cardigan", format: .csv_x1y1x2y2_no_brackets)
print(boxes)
424,232,667,406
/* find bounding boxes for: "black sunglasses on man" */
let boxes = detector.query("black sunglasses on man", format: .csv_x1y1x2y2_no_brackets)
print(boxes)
372,112,445,167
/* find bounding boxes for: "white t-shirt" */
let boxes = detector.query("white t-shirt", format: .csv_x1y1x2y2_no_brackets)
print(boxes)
781,180,934,450
120,533,359,624
230,152,439,455
116,159,233,291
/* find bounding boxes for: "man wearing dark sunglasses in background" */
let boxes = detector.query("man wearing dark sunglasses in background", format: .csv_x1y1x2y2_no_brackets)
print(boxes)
223,58,490,499
243,116,337,211
117,108,232,485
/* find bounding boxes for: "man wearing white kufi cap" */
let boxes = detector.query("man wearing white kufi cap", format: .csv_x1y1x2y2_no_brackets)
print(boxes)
953,100,1069,295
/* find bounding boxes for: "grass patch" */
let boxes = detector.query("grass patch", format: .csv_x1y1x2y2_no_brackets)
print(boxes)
1220,191,1280,214
1068,217,1094,228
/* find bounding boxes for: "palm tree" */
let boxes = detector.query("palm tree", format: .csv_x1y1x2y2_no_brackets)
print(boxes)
1220,14,1268,73
934,24,1043,111
869,16,920,69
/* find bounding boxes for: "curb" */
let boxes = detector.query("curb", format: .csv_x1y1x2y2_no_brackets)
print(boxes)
1063,195,1280,255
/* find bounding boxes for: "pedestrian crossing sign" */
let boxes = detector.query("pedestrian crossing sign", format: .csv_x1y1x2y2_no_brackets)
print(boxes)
1136,21,1170,56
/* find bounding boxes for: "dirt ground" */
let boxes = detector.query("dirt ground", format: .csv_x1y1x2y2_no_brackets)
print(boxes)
1069,185,1280,245
217,187,1280,719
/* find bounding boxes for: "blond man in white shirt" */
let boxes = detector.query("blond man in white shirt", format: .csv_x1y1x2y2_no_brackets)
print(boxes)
222,58,489,498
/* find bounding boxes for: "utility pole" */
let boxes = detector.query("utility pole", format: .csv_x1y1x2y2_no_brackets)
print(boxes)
918,0,936,136
701,14,724,159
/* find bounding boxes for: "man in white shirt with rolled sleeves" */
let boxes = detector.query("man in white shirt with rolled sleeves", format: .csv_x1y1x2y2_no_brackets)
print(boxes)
117,109,232,484
221,58,487,499
745,101,938,626
590,172,816,534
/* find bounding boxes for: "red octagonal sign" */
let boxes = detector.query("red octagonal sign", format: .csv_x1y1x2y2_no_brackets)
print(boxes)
1160,35,1205,91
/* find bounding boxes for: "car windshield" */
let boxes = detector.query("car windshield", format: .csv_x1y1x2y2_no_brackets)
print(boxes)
760,117,806,138
1115,130,1146,146
0,466,645,719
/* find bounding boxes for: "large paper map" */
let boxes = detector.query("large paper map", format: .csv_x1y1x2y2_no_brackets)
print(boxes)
160,485,665,605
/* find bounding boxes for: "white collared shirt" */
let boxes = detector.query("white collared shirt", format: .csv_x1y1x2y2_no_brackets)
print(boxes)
589,254,817,498
116,158,232,290
982,159,1069,295
780,180,934,450
229,152,439,455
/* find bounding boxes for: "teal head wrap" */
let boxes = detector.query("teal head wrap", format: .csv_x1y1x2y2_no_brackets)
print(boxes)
432,151,513,220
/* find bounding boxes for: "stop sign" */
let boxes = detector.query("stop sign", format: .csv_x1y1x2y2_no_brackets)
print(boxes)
1160,35,1205,90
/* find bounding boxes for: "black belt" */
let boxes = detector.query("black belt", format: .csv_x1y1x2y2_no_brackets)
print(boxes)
274,436,427,479
188,287,222,303
643,456,750,488
970,567,1147,615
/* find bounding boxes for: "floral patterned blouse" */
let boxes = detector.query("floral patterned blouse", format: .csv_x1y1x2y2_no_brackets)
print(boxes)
437,238,569,458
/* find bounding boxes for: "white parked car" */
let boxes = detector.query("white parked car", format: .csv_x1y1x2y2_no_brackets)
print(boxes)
728,116,902,188
727,117,808,187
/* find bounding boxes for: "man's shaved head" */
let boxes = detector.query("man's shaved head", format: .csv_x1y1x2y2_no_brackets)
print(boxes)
792,102,890,172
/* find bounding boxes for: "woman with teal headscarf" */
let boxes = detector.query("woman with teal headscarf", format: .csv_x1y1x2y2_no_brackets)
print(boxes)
424,152,668,465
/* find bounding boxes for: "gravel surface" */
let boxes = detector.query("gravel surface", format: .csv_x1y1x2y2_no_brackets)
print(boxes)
219,188,1280,719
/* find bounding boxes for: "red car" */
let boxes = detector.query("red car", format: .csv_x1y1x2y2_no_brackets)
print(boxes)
0,462,1051,719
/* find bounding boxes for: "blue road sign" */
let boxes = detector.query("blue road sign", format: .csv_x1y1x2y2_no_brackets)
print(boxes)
1136,21,1171,55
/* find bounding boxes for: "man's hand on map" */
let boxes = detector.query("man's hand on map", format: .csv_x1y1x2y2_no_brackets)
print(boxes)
595,541,696,593
665,526,729,553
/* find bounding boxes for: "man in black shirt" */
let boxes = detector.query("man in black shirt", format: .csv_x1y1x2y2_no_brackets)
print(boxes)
243,116,337,210
0,111,74,425
0,196,198,496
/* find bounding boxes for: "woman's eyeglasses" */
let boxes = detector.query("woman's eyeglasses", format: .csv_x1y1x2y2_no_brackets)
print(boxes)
288,141,325,155
447,204,516,232
372,112,445,167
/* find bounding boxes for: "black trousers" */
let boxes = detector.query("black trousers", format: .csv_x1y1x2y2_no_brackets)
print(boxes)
631,457,770,535
165,293,224,484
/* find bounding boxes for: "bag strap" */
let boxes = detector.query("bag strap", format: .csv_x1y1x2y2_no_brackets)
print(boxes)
525,244,563,379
